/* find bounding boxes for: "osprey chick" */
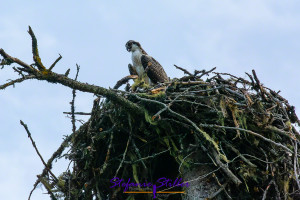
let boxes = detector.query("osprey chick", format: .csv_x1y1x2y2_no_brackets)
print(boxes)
125,40,168,84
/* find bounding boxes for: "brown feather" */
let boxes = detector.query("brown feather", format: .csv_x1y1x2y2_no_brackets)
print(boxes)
141,55,168,84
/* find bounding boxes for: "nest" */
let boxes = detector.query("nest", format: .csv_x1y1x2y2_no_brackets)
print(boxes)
34,67,300,200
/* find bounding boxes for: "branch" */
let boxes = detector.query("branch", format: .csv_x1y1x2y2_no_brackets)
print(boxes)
0,48,32,69
198,67,216,79
28,26,45,71
210,148,242,186
49,54,62,71
20,120,58,182
29,121,89,199
200,124,293,153
0,75,35,90
63,112,91,115
0,47,144,116
71,64,80,134
113,75,138,89
174,64,193,76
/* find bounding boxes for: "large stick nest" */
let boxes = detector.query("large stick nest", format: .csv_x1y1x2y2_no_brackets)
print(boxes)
45,67,300,200
2,27,299,200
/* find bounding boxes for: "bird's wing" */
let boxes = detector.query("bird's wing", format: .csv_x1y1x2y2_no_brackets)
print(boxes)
128,64,138,75
141,55,168,84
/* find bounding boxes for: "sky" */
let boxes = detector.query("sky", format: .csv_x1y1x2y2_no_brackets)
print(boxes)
1,1,300,199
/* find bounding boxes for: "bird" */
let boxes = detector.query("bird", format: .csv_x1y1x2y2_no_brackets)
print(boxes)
125,40,168,85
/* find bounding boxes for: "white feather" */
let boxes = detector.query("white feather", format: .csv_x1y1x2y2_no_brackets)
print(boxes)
130,44,152,84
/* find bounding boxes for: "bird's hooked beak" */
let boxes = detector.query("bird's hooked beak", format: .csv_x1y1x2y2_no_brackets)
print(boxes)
126,45,131,52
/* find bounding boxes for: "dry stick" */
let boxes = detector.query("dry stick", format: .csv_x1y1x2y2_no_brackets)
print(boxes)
262,179,274,200
215,72,252,86
0,75,35,90
114,130,132,177
124,148,170,164
164,80,209,86
210,148,242,185
132,139,147,169
252,69,268,101
3,27,145,117
266,126,296,140
113,75,138,89
200,124,293,153
152,86,191,120
130,93,220,153
49,54,62,71
28,26,45,71
208,182,229,199
0,47,144,116
198,67,216,79
0,48,32,69
174,64,193,76
294,141,300,190
20,120,58,182
71,65,80,135
114,114,133,177
38,176,57,200
28,121,89,200
225,143,257,168
63,112,91,115
169,154,243,194
99,131,114,175
211,175,232,199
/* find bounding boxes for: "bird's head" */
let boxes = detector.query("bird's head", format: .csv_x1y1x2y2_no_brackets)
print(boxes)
125,40,141,52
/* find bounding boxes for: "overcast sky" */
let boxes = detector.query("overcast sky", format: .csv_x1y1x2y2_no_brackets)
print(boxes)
1,1,300,199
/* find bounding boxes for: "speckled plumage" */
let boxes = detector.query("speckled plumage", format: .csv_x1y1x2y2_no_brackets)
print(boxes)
141,55,168,84
125,40,168,84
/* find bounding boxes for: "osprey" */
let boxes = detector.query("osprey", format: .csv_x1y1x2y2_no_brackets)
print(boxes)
125,40,168,85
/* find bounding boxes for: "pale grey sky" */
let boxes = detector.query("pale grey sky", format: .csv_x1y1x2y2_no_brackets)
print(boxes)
1,1,300,199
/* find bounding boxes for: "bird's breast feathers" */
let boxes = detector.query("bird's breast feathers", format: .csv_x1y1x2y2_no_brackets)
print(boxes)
131,50,144,77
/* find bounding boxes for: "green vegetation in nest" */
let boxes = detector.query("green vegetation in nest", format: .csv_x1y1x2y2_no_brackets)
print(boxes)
37,67,299,200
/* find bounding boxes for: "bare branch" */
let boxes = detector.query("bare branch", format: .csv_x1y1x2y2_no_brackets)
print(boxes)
113,75,138,89
0,75,35,90
0,48,32,69
49,54,62,71
20,120,58,182
28,26,45,71
174,64,193,76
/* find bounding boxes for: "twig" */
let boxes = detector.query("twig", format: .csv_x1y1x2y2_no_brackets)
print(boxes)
0,75,35,90
129,93,220,153
294,141,300,190
99,130,114,175
71,64,80,134
38,175,57,200
198,67,216,79
210,148,242,185
132,139,147,169
124,148,170,164
113,75,138,89
262,179,274,200
28,121,89,199
49,54,62,71
211,175,231,199
20,120,58,182
114,129,132,177
174,64,193,76
225,142,257,168
200,124,293,153
63,112,91,115
28,26,45,71
252,69,267,101
0,48,32,69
